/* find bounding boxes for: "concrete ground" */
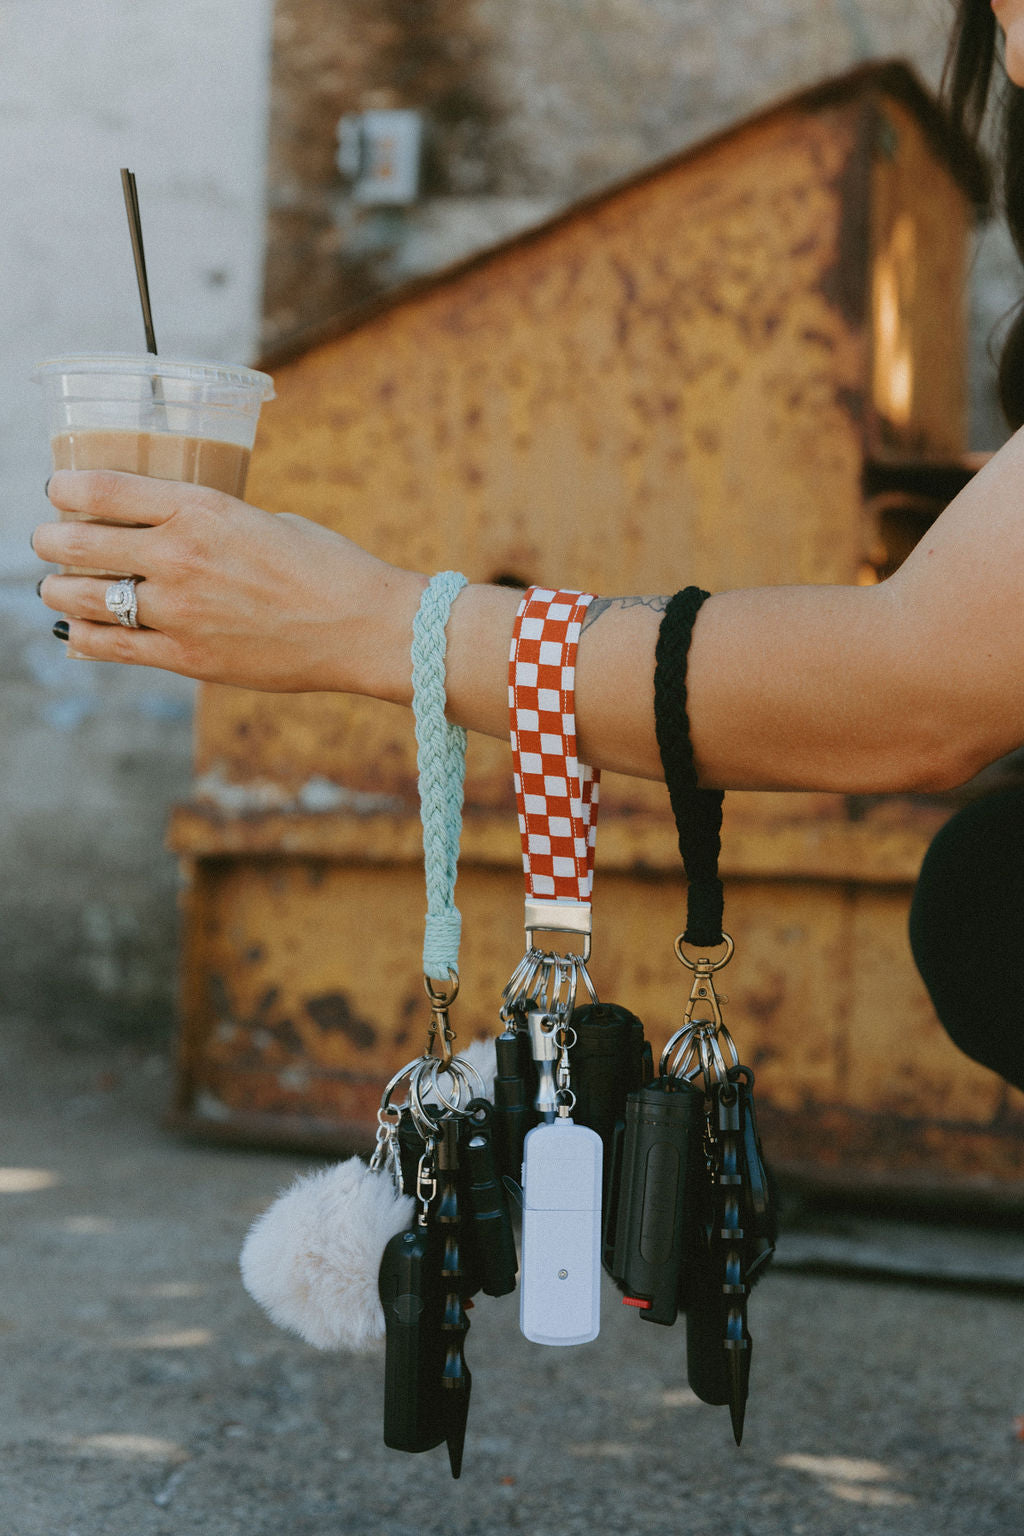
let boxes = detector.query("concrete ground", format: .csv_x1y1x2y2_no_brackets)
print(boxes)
1,1012,1022,1536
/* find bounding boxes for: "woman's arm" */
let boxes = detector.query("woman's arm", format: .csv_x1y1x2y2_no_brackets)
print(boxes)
32,423,1024,795
442,578,944,793
704,426,1024,792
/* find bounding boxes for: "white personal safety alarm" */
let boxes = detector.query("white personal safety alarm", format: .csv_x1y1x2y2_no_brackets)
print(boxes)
519,1116,603,1346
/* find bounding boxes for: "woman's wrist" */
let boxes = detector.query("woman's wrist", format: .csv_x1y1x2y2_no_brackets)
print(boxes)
338,560,429,704
339,572,523,742
442,582,527,740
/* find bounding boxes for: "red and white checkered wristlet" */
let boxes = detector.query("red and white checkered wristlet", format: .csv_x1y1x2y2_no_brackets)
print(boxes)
508,586,601,953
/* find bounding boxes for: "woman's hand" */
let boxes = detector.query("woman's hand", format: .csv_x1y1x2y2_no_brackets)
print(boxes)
32,470,426,697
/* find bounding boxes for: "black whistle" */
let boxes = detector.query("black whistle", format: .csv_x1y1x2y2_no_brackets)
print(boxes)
606,1076,705,1326
378,1221,447,1454
462,1099,518,1297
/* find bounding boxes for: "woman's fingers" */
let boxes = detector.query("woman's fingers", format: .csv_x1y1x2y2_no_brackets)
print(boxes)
40,573,153,627
31,515,148,575
33,471,231,574
56,616,182,672
47,469,215,526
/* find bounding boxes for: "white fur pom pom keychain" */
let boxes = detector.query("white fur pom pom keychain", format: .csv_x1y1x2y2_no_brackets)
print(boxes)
239,1038,496,1352
239,1156,414,1352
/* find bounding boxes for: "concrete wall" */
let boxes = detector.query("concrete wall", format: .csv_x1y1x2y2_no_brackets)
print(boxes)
3,0,1019,1046
0,0,273,1040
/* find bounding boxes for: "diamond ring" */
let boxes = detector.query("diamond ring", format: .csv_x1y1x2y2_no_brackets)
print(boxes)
104,577,140,628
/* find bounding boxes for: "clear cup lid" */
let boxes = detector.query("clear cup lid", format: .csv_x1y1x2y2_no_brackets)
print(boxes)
34,353,275,400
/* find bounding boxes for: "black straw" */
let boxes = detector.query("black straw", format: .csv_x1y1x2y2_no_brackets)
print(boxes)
120,168,158,355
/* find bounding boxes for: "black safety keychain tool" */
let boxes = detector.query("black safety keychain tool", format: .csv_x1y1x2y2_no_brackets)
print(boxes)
376,570,486,1479
504,587,608,1348
609,586,776,1445
375,983,483,1474
462,1097,519,1299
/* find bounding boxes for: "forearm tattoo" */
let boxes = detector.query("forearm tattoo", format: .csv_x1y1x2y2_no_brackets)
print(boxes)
581,594,670,630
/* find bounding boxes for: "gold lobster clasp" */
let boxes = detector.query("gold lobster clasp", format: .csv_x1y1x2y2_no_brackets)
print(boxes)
674,931,734,1032
423,968,460,1066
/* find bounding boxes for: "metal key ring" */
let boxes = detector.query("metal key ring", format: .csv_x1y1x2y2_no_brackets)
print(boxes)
661,1018,738,1086
661,1029,699,1082
500,949,547,1025
554,956,577,1021
406,1055,444,1136
698,1029,728,1089
377,1057,426,1116
434,1055,486,1116
660,1020,706,1080
573,952,599,1006
378,1049,470,1133
409,1053,485,1134
715,1022,740,1076
502,948,545,1009
530,953,556,1015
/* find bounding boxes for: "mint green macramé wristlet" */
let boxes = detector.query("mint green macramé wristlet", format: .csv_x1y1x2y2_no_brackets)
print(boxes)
411,571,469,981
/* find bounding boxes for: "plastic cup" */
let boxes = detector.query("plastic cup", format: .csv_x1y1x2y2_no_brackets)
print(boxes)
35,352,275,491
34,353,274,654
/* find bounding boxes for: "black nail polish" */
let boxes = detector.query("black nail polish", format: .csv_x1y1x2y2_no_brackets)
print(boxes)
35,577,44,598
44,476,52,499
52,620,69,641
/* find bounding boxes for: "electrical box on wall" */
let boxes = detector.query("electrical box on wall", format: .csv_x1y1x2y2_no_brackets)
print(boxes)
336,109,422,207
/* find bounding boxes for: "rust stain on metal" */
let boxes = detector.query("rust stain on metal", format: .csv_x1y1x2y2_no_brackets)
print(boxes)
739,975,787,1036
305,992,377,1050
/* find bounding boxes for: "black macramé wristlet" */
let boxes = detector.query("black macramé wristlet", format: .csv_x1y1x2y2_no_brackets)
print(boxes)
653,587,725,947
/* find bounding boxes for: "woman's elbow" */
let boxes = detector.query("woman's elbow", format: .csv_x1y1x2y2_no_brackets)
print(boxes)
881,717,1012,796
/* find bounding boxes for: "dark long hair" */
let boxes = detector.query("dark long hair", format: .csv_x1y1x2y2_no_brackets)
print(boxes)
945,2,1024,428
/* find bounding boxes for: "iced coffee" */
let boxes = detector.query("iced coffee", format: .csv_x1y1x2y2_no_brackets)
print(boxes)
35,353,274,650
49,429,251,498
